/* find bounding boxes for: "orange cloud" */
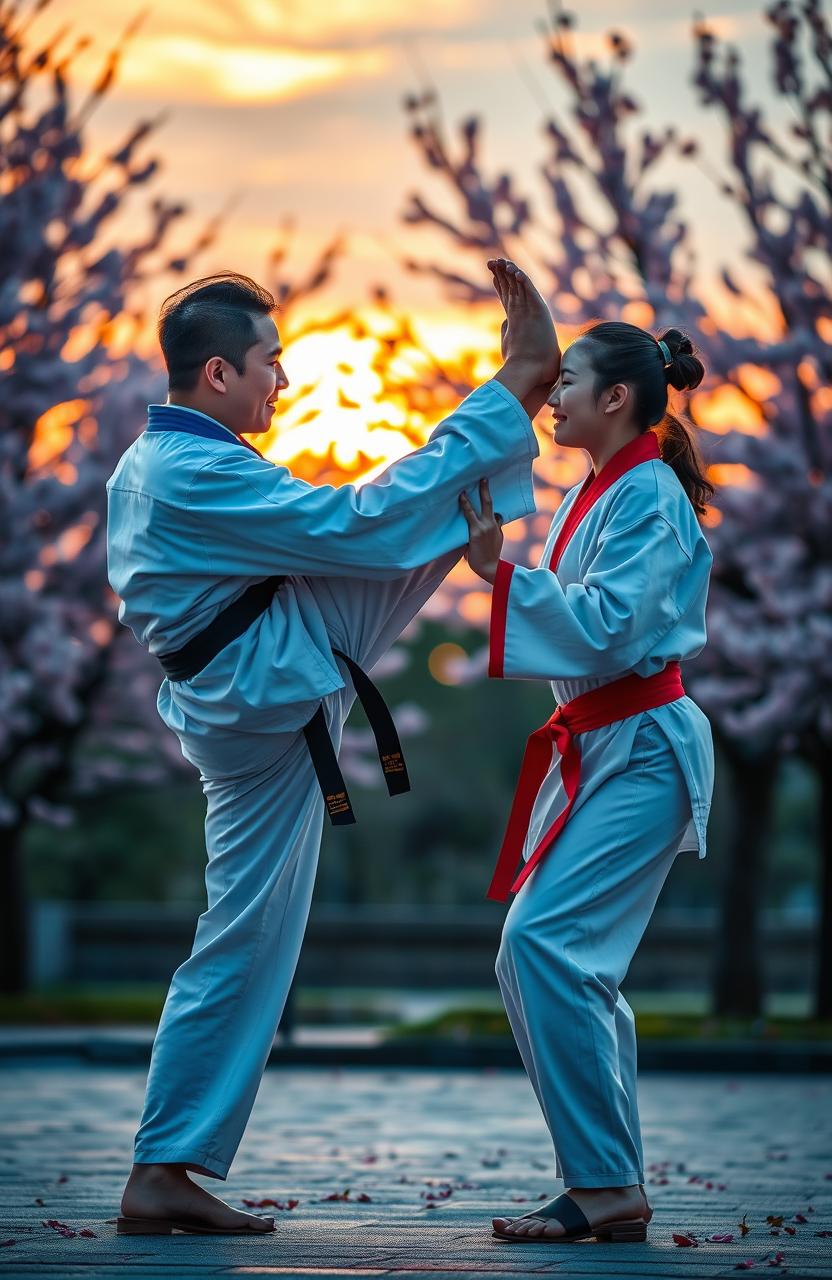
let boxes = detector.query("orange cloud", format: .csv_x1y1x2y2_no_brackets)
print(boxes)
40,0,485,105
231,0,480,41
107,35,391,104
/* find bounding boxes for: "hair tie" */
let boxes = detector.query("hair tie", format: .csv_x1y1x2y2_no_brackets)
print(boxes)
657,339,672,368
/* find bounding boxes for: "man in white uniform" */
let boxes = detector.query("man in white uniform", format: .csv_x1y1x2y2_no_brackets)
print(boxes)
109,263,558,1234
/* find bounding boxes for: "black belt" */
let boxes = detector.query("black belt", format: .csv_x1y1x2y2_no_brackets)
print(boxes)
156,576,410,825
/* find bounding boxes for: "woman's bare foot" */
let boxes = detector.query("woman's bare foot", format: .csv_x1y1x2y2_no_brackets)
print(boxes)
493,1183,651,1240
121,1163,275,1232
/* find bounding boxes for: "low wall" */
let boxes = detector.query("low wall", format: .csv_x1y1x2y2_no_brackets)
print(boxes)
29,900,817,994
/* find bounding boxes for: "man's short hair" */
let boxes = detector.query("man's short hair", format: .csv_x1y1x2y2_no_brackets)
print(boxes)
158,273,277,391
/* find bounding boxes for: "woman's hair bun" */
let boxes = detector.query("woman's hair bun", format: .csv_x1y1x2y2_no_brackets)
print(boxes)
658,328,705,393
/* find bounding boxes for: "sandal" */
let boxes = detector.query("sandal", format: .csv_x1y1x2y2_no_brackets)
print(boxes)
492,1190,648,1244
116,1214,275,1235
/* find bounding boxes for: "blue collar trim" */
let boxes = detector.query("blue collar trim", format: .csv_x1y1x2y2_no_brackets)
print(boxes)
145,404,264,457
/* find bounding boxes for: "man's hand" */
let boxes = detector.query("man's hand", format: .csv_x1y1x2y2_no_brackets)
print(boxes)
488,258,561,403
459,478,503,585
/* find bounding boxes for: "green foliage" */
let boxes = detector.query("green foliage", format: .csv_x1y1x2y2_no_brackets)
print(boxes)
0,985,382,1025
387,1006,832,1043
23,782,206,903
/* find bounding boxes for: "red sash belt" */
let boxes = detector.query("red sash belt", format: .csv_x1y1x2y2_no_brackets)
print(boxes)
486,661,685,902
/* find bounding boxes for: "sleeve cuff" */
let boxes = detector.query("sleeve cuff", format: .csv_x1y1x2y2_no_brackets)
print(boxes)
488,558,515,678
484,378,539,460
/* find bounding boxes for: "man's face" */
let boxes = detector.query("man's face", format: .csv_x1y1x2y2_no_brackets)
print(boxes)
220,312,289,435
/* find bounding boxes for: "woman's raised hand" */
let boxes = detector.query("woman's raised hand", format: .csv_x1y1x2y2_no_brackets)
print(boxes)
488,258,560,389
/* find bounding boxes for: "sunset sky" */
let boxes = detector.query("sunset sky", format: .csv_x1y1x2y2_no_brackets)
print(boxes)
20,0,792,507
41,0,776,333
18,0,791,628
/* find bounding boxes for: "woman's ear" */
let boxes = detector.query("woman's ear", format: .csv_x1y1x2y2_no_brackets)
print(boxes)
603,382,630,415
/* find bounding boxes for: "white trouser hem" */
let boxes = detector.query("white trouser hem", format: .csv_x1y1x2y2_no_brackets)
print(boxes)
560,1169,644,1188
133,1147,228,1181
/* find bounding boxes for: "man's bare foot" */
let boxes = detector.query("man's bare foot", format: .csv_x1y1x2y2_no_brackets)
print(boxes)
493,1183,651,1240
121,1163,275,1232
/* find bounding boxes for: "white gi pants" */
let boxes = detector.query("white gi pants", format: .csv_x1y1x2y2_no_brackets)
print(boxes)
133,554,458,1179
495,716,692,1188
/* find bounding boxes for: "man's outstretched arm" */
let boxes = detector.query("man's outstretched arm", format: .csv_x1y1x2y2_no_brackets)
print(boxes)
185,374,536,579
182,261,560,580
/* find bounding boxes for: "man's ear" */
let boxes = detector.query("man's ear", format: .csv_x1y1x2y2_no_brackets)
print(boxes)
205,357,227,394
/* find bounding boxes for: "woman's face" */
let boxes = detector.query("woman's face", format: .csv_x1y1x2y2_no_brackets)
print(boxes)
546,340,631,450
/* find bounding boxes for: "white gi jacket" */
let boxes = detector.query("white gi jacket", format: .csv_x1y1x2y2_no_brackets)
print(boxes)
489,450,715,859
106,380,539,735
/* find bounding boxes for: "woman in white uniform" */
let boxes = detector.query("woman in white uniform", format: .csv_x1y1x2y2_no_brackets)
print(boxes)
460,261,715,1245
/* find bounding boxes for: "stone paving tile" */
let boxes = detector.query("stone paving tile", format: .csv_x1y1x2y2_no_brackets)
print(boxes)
0,1065,830,1277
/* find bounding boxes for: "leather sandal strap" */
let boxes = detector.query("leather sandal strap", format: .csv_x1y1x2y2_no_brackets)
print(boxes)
520,1192,591,1233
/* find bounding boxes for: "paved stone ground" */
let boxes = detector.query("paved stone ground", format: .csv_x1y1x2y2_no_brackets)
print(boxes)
0,1065,830,1278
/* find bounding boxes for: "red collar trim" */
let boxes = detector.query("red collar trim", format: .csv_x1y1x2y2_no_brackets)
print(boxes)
548,431,660,572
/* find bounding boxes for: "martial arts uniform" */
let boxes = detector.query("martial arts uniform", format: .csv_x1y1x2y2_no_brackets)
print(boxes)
106,380,539,1179
487,430,714,1189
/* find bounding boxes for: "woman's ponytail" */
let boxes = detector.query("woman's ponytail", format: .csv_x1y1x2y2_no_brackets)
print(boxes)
655,328,714,518
654,411,714,518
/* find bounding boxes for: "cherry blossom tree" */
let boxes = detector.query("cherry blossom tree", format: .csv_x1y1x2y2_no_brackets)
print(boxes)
0,5,347,990
4,0,829,1025
399,1,831,1016
0,2,215,991
0,3,435,993
685,1,832,1017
